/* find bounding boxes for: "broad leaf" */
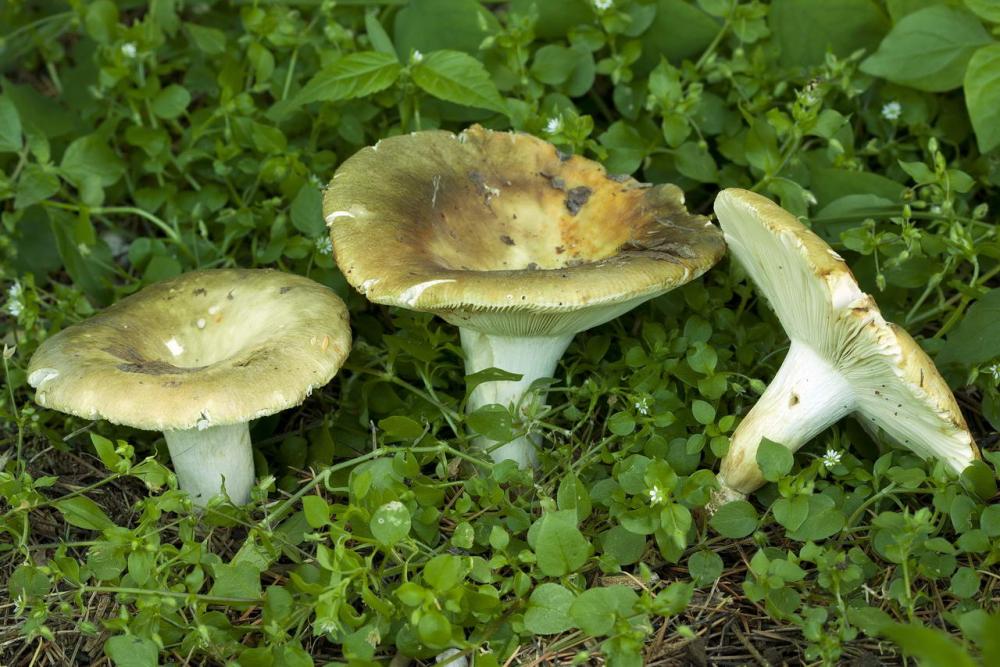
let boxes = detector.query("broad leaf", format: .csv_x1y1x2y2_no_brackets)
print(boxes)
963,43,1000,154
295,51,401,105
861,6,992,92
411,50,507,114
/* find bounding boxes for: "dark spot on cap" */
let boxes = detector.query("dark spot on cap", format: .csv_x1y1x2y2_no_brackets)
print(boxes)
555,246,565,254
789,393,800,407
227,290,235,300
565,186,592,215
526,263,539,270
500,235,515,246
280,286,294,294
106,344,204,376
193,288,207,296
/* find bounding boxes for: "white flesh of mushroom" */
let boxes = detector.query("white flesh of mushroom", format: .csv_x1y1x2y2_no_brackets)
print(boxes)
164,423,255,506
460,329,574,467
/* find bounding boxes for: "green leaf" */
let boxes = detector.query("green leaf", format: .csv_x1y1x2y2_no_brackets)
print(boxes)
687,549,723,586
370,501,411,545
599,525,647,566
296,51,401,105
880,623,978,667
91,433,121,470
60,134,125,188
464,367,523,397
636,0,718,73
600,120,648,174
981,505,1000,537
568,586,639,637
531,45,579,85
964,43,1000,154
771,0,889,67
55,496,115,531
938,288,1000,367
104,635,159,667
0,94,22,153
378,415,425,440
756,438,794,482
424,554,466,592
466,404,514,442
411,50,507,114
608,411,636,435
557,473,593,521
15,163,60,209
393,0,499,56
860,6,992,92
84,0,119,44
302,495,330,528
674,142,718,183
965,0,1000,23
9,564,51,598
151,84,191,119
524,583,576,635
691,399,716,425
209,561,263,602
290,185,324,236
785,494,845,541
186,23,227,54
709,500,758,538
532,510,591,577
365,10,396,55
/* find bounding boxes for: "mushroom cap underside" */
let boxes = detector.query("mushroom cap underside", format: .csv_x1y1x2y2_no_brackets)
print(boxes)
324,125,725,322
716,188,979,470
27,269,352,431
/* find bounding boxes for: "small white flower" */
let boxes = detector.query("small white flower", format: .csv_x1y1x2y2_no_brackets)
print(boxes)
648,485,665,505
822,449,842,469
5,281,24,318
593,0,614,11
411,50,424,64
634,396,652,416
121,42,138,59
316,236,333,255
987,363,1000,384
543,116,562,134
881,101,901,121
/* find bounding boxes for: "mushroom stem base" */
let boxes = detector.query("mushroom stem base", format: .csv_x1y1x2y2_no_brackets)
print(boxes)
164,423,255,506
460,329,574,467
719,340,855,497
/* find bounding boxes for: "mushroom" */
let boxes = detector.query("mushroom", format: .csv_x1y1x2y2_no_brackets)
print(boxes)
324,125,725,467
27,269,352,506
712,188,980,504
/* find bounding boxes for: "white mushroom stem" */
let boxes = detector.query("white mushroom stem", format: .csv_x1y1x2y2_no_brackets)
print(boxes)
718,341,856,499
163,423,255,506
460,329,574,467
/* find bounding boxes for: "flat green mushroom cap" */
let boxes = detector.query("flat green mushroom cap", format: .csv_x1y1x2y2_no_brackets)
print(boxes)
28,269,352,431
324,125,725,336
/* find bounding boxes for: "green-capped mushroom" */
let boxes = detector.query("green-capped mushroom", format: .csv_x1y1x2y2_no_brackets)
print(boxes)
325,125,725,467
712,189,980,507
28,269,352,506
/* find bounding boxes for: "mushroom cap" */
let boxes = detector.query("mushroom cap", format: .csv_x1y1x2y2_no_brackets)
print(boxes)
324,125,725,336
27,269,352,431
715,188,978,472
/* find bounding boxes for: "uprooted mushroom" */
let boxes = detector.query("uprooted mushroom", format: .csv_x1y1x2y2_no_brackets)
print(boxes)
711,189,980,508
324,125,726,467
28,269,352,506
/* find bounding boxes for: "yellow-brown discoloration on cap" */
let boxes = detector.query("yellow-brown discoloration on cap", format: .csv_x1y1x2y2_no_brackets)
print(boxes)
325,125,725,335
28,269,352,431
